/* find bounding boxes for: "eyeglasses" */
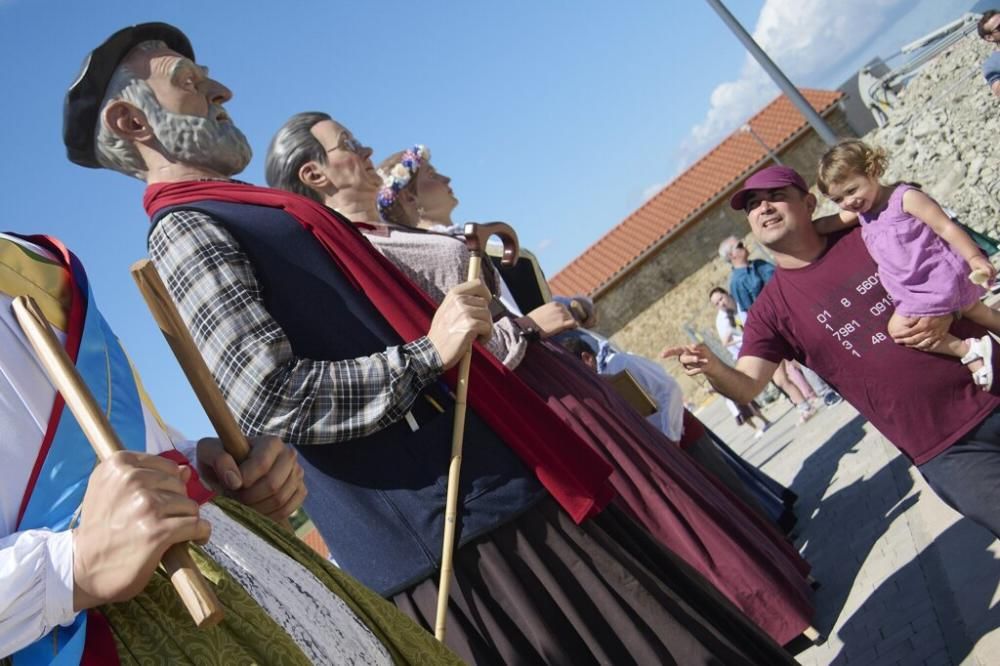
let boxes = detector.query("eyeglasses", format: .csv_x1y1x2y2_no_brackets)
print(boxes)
984,25,1000,42
327,133,365,155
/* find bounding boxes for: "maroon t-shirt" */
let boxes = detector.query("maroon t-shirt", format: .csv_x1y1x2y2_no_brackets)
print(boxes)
740,228,1000,464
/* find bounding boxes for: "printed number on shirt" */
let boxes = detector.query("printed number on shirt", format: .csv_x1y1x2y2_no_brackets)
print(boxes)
855,272,880,295
833,320,860,341
872,331,888,345
816,310,863,358
869,294,894,317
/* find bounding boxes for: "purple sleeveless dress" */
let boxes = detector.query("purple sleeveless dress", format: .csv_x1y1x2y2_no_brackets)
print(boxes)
859,184,984,316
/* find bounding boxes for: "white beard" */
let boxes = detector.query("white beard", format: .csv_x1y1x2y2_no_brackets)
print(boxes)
147,103,252,176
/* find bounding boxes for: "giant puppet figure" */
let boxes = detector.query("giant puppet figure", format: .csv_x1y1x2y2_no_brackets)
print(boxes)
63,21,797,665
264,127,816,646
0,230,463,664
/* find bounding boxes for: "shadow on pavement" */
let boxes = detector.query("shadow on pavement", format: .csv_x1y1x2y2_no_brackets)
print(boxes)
789,415,917,634
830,520,1000,665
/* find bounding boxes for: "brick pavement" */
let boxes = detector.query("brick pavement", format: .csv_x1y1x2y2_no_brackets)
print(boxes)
696,395,1000,665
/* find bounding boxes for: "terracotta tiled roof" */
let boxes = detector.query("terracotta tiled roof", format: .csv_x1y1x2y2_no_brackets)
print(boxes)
549,89,844,297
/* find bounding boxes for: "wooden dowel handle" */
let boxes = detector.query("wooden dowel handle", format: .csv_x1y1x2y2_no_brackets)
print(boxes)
130,260,250,461
12,295,224,628
433,252,484,642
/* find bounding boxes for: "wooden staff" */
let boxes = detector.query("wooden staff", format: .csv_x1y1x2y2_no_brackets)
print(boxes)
130,261,294,532
130,260,250,461
12,295,224,628
434,222,519,642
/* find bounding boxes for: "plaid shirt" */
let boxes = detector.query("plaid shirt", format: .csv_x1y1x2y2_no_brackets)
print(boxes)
148,209,443,445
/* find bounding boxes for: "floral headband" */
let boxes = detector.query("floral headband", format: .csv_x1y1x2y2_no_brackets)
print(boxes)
376,144,430,214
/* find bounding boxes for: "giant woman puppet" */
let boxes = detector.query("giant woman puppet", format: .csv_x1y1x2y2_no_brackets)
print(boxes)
266,124,816,648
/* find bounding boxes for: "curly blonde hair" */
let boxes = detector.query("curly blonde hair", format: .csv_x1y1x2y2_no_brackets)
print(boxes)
817,139,888,194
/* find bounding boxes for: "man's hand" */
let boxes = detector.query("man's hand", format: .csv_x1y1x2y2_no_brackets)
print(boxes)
524,302,578,338
428,279,493,369
197,435,306,522
660,343,723,377
888,313,953,350
73,451,211,611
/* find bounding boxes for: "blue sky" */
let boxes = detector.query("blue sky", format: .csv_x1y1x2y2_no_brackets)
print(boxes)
0,0,982,435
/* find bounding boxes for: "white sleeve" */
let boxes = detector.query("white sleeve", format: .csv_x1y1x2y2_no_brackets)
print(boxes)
715,312,734,342
484,317,530,370
0,528,76,658
658,380,686,442
163,423,199,469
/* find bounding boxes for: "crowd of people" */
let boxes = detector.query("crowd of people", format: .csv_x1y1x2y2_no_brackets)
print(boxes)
2,15,998,666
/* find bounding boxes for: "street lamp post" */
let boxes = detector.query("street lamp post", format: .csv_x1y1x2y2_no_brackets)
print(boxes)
705,0,838,146
740,124,783,165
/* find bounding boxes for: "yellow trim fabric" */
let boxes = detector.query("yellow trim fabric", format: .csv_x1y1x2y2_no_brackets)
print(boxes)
0,238,71,332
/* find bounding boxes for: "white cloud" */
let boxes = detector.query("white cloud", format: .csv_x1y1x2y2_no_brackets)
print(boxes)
641,181,667,202
534,238,553,252
678,0,908,168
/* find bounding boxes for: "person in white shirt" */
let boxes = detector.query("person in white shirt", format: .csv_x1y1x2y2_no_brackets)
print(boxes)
709,287,778,434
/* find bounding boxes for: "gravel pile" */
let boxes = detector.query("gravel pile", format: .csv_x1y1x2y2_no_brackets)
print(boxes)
847,32,1000,235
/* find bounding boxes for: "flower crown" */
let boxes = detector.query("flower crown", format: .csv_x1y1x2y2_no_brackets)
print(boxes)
376,144,430,215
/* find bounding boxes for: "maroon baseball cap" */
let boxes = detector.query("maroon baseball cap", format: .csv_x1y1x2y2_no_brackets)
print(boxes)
729,165,809,211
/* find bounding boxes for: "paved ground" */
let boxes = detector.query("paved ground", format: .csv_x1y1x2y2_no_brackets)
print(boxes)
695,394,1000,666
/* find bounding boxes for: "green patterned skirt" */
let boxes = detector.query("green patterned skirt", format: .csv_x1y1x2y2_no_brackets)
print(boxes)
97,497,462,665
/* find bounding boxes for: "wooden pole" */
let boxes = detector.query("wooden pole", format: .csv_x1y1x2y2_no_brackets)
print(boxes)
130,260,294,531
433,253,482,642
12,295,224,628
130,260,250,460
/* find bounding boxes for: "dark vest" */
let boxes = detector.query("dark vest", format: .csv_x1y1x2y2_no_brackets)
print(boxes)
151,201,543,596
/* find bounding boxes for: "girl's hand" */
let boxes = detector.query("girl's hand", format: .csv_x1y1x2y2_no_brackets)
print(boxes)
968,255,996,286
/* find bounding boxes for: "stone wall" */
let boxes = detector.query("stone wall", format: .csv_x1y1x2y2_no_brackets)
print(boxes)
593,110,855,401
861,34,1000,236
606,233,767,401
593,206,747,336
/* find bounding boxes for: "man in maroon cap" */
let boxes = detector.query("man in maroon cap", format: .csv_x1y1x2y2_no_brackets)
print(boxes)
664,165,1000,540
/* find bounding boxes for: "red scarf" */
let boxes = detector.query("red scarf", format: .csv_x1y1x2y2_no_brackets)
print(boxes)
144,181,614,523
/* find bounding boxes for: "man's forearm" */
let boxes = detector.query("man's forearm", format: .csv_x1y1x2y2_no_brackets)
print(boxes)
704,362,765,405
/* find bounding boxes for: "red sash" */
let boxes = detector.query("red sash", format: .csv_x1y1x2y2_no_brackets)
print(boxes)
144,181,614,523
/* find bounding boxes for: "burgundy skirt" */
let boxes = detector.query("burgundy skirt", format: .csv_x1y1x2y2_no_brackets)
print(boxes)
393,498,795,665
511,341,814,645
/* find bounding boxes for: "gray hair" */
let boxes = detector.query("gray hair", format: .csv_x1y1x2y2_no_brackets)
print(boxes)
718,236,741,262
265,112,332,202
93,40,168,179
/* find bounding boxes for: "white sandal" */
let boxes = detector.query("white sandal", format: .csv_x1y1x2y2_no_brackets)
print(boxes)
961,335,994,391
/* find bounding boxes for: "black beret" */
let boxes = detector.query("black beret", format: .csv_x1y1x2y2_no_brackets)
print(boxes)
63,22,194,168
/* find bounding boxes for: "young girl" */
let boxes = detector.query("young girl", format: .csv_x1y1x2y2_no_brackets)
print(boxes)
817,139,999,390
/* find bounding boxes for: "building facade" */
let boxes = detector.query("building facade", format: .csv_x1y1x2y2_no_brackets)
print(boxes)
549,90,856,401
